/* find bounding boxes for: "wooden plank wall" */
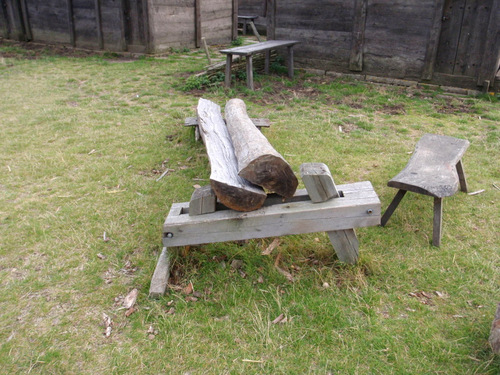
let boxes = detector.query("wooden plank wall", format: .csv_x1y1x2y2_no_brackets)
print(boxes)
200,0,232,44
263,0,499,89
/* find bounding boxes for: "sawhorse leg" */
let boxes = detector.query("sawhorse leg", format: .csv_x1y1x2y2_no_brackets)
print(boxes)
287,46,294,79
149,247,171,298
327,229,359,264
381,189,407,226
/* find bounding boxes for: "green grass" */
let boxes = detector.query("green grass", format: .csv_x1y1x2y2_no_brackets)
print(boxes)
0,39,499,374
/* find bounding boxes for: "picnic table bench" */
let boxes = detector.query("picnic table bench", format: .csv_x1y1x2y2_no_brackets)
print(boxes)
381,133,470,246
220,40,300,90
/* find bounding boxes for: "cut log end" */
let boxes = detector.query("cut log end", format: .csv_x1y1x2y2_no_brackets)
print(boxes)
211,180,267,212
239,154,298,197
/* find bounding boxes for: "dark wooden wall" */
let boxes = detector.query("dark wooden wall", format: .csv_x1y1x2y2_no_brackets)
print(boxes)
0,0,235,53
241,0,499,90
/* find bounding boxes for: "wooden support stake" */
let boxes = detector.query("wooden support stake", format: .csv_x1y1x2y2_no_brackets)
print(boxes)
201,37,212,65
195,0,201,48
421,0,446,80
300,162,360,264
349,0,367,72
94,0,103,49
249,21,261,42
231,0,238,40
66,0,75,46
149,247,171,298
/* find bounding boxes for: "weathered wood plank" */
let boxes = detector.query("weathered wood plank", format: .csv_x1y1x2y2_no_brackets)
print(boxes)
162,182,381,247
148,247,171,298
197,98,267,212
220,40,300,56
225,98,298,197
184,117,270,128
477,0,500,86
266,0,275,39
349,0,367,72
195,0,201,48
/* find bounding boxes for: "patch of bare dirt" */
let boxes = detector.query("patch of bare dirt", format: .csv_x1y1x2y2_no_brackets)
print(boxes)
435,102,474,114
381,103,406,115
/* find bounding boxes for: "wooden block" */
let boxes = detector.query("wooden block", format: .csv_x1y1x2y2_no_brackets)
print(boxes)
149,247,171,298
163,182,380,247
327,229,359,264
189,185,216,216
300,163,339,202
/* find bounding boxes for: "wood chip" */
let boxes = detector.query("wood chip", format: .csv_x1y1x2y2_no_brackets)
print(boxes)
102,313,112,337
272,313,285,324
182,282,194,295
275,266,294,282
103,232,109,242
123,288,139,309
97,253,106,260
125,307,136,317
262,238,280,255
468,189,485,196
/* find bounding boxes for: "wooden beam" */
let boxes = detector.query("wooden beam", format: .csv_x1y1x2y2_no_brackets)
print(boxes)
477,0,500,87
66,0,75,46
266,0,275,40
94,0,103,49
19,0,31,40
140,0,151,53
225,98,298,197
162,182,380,247
119,0,127,51
349,0,367,72
197,98,267,212
421,0,446,80
195,0,201,48
232,0,238,40
1,0,10,39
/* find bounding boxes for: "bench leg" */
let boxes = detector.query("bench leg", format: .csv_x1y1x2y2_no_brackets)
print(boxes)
225,54,232,88
242,19,247,35
265,50,270,74
327,229,359,264
381,189,407,226
149,247,171,298
433,197,443,247
246,55,254,90
456,159,468,193
287,46,294,79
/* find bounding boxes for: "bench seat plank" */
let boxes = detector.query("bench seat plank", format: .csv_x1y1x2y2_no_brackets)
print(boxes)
220,40,300,56
388,133,469,197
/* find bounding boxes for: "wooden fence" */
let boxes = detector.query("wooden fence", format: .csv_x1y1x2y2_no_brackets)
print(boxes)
0,0,236,53
240,0,500,90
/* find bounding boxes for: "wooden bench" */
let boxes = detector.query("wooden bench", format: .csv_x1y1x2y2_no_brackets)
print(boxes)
238,15,261,41
381,133,470,246
220,40,300,90
149,164,381,297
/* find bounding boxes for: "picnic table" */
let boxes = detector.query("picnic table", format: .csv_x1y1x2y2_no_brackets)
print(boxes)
237,15,261,40
220,40,300,90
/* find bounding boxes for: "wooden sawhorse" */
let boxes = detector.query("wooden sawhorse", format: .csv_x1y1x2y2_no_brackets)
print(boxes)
149,163,380,297
381,133,469,246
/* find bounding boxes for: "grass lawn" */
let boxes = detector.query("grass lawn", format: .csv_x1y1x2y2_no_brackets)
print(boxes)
0,39,499,374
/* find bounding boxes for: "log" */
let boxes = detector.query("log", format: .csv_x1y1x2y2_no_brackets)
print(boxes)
197,98,267,212
490,303,500,354
225,98,298,197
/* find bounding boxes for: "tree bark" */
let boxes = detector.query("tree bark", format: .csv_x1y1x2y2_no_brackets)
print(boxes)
197,98,267,212
225,98,298,197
